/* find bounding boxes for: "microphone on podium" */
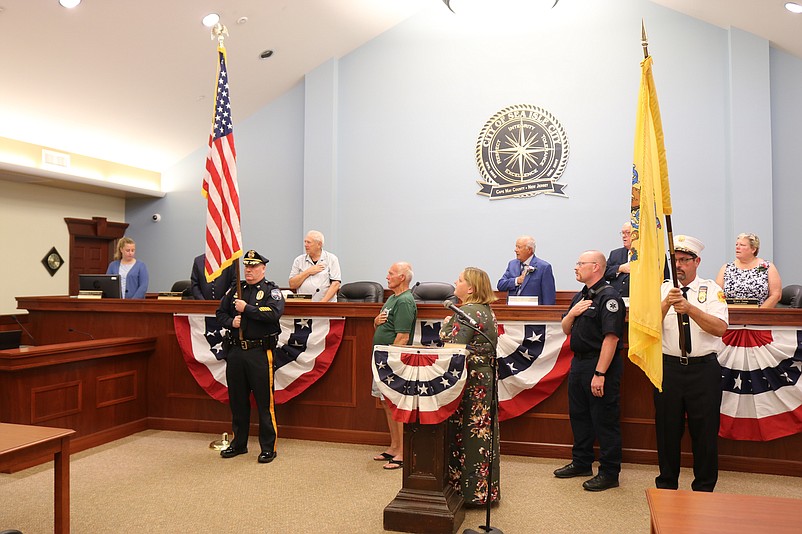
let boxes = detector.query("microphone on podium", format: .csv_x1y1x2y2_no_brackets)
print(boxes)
442,300,479,328
68,328,95,340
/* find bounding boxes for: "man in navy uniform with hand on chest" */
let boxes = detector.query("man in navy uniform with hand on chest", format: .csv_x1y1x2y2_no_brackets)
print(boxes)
555,250,626,491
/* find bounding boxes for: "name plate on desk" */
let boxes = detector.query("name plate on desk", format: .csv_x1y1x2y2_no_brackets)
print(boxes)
726,298,759,308
282,291,313,301
158,292,183,300
507,296,538,306
77,290,102,299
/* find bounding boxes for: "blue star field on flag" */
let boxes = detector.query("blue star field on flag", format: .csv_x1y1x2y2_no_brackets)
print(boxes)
212,51,233,139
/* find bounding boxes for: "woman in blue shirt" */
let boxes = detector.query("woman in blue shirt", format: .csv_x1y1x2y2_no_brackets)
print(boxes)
106,236,149,299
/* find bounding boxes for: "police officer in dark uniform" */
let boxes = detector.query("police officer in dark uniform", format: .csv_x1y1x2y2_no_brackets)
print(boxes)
554,250,626,491
216,249,284,463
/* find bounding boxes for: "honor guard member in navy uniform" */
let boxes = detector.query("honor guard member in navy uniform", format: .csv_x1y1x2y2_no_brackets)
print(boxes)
216,249,285,464
555,250,626,491
657,235,727,491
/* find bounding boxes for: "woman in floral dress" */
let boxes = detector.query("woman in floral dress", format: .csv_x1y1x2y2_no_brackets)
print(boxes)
715,232,782,308
439,267,500,506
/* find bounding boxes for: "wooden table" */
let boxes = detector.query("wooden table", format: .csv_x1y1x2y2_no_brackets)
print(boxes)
0,423,76,533
646,487,802,533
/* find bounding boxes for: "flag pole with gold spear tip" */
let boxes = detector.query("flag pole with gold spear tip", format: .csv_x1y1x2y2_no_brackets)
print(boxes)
627,20,686,392
641,20,686,359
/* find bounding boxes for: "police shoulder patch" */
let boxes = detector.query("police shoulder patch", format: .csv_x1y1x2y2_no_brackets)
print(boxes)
271,289,283,300
606,299,619,312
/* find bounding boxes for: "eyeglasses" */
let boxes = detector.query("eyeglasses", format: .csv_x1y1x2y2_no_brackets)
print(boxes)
675,257,696,264
575,261,598,267
620,231,631,236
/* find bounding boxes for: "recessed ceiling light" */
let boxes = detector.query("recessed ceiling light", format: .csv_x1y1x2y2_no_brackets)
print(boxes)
259,50,274,59
236,17,248,25
59,0,82,8
202,13,220,27
786,2,802,14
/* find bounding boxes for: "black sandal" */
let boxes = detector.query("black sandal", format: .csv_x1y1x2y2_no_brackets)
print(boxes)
383,459,403,470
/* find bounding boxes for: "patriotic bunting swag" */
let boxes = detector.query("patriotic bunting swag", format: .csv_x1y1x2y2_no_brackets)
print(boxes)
177,315,802,442
719,326,802,441
174,314,344,404
373,345,469,424
387,320,572,422
494,321,573,421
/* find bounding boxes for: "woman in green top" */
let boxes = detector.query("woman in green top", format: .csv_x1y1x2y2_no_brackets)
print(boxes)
439,267,500,506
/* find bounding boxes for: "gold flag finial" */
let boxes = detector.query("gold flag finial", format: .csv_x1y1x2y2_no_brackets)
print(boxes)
211,22,229,46
641,19,649,59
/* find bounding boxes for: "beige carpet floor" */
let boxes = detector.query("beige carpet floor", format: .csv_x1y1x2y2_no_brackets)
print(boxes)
2,430,802,533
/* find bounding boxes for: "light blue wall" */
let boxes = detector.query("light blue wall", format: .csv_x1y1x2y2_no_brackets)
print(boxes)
127,0,799,293
728,28,773,257
770,48,802,286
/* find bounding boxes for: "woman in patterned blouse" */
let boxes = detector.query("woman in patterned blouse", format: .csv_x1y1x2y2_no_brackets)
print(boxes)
715,232,782,307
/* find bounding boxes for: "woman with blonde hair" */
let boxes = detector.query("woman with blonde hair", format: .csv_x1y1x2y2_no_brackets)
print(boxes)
716,232,781,308
106,236,149,299
439,267,500,506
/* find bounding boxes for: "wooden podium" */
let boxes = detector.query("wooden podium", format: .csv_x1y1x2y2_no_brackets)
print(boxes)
373,344,469,534
383,421,464,534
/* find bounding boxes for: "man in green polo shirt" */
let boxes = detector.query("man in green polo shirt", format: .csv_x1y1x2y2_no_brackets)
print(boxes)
372,261,416,470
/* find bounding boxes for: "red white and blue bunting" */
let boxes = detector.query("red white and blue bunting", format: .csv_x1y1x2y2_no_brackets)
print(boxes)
175,314,802,442
174,314,344,404
406,319,571,422
719,326,802,441
372,344,468,424
494,321,572,421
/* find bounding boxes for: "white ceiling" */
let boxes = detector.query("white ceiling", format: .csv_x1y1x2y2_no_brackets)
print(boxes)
0,0,798,172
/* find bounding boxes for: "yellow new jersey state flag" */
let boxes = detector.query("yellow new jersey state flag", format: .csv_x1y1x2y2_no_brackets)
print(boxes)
628,55,672,391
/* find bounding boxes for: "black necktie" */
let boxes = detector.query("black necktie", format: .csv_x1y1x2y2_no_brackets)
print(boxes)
680,286,692,353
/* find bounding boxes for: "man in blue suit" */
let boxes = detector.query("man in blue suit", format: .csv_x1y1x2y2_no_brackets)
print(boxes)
606,223,669,297
191,254,235,301
497,235,557,304
605,223,634,297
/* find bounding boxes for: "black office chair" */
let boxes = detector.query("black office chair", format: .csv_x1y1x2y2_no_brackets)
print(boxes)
337,281,385,303
411,281,457,304
170,280,192,299
777,284,802,308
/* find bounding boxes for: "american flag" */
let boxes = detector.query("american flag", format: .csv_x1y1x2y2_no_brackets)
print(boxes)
202,46,242,282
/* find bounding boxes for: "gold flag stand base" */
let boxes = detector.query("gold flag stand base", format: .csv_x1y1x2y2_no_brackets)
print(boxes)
209,432,232,451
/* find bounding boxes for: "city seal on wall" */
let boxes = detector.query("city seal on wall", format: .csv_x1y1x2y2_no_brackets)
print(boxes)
475,104,570,200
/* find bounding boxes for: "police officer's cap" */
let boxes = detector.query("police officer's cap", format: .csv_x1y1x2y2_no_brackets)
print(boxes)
673,235,704,258
242,249,269,265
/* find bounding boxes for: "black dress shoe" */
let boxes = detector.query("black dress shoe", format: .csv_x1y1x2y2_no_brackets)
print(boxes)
220,446,247,458
257,451,277,464
582,473,619,492
553,462,593,478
